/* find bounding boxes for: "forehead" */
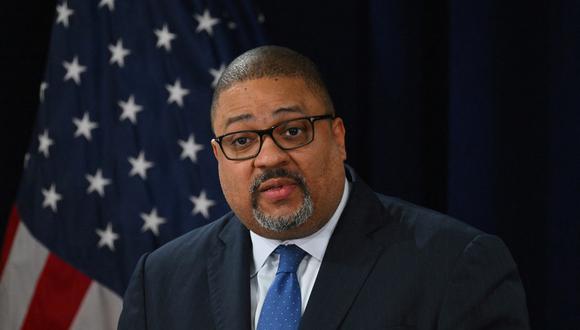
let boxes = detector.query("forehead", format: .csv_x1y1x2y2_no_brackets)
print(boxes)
213,77,324,134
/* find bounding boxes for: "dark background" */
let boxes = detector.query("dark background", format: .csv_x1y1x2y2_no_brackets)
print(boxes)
2,0,579,328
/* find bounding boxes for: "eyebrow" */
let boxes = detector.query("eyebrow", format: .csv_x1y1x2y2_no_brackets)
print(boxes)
223,106,306,130
224,113,254,129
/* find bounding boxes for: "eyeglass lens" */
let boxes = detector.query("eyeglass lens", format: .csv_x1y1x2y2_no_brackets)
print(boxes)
220,118,314,159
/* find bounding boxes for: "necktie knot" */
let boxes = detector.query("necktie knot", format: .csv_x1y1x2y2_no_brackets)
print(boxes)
275,244,306,274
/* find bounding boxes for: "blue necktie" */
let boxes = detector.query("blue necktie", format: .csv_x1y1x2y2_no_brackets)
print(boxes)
257,244,307,330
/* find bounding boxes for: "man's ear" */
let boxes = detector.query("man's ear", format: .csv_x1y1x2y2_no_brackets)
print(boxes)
211,140,219,159
332,117,347,161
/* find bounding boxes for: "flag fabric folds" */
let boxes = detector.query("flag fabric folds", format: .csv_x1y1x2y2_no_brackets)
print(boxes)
0,0,264,328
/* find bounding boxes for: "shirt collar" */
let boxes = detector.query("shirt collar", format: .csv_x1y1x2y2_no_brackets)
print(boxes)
250,178,350,276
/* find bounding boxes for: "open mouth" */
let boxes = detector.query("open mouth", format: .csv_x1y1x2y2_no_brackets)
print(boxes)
258,178,298,201
259,178,297,192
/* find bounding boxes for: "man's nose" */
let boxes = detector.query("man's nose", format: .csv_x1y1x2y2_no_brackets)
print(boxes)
253,135,289,168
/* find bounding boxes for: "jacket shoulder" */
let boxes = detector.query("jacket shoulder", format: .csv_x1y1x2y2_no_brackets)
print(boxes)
374,193,485,252
146,212,235,268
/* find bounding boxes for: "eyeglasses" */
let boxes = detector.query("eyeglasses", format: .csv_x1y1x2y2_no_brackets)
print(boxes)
212,114,335,160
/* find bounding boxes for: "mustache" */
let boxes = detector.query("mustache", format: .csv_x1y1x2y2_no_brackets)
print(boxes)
249,168,308,194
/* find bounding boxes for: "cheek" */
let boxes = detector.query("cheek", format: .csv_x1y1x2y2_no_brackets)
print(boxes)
297,153,330,192
303,144,344,193
218,163,251,205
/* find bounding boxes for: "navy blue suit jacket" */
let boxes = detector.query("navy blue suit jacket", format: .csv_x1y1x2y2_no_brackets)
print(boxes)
118,169,529,329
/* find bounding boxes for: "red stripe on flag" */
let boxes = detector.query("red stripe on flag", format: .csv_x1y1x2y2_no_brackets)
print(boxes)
0,205,20,277
21,253,92,330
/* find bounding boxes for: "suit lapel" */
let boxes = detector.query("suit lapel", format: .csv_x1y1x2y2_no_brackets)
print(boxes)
207,217,252,330
300,176,389,329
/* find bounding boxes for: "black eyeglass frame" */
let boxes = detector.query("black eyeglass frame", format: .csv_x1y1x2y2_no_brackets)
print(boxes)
212,114,336,160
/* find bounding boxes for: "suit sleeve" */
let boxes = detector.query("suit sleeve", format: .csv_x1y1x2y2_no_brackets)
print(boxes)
438,234,530,329
118,253,149,330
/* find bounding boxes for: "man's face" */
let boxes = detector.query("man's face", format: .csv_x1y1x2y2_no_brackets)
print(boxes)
211,77,347,240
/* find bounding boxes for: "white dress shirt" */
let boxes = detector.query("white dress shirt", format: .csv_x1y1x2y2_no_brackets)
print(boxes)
249,179,350,329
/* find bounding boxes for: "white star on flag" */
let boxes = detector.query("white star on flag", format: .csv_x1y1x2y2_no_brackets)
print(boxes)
190,190,216,219
166,79,190,107
209,64,225,88
140,208,167,236
38,129,54,158
56,2,74,27
108,39,131,67
63,56,87,85
96,223,119,251
128,151,154,179
86,169,112,197
42,184,62,212
154,24,177,51
40,82,48,102
193,9,220,36
118,95,143,124
73,112,98,140
98,0,114,11
178,134,204,163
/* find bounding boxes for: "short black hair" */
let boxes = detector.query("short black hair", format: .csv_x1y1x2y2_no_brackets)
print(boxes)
210,45,334,128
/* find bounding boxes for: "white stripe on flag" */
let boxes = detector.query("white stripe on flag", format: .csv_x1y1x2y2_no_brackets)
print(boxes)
71,280,123,330
0,221,50,330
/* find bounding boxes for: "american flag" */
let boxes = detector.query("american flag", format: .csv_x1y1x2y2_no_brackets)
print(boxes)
0,0,265,328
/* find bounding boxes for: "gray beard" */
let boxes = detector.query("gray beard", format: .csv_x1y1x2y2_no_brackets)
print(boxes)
250,168,314,232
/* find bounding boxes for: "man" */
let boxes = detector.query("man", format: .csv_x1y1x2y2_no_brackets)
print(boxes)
118,46,529,329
